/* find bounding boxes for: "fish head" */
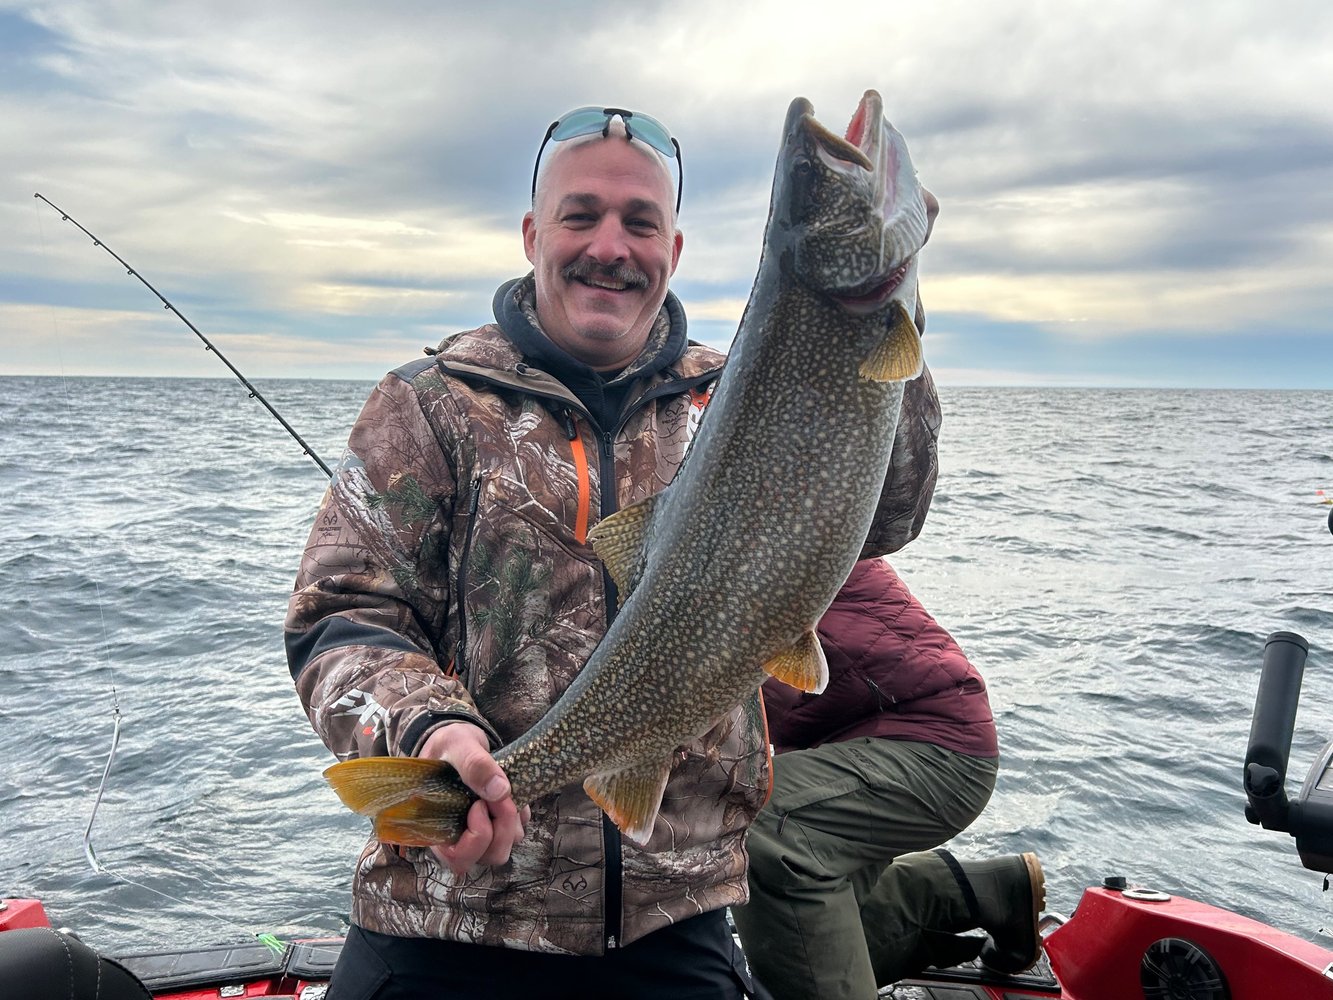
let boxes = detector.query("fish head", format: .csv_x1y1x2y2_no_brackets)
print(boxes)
772,90,930,317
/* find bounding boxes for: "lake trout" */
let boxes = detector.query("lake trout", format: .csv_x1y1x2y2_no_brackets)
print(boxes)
324,89,931,846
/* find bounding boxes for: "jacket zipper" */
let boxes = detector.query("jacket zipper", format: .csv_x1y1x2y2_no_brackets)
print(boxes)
595,383,712,948
864,676,894,711
453,475,483,681
441,362,720,952
597,425,623,950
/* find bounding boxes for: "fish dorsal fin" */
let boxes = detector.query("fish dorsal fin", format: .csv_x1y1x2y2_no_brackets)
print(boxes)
587,493,659,604
584,757,673,846
323,756,446,815
762,628,829,694
859,299,922,382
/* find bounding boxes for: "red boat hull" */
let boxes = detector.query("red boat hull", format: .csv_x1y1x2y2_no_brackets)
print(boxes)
1044,886,1333,999
6,884,1333,998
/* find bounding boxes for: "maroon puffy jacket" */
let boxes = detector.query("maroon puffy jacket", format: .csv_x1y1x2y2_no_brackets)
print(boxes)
762,559,998,758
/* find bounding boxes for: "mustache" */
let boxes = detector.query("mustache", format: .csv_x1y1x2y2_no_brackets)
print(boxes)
562,258,650,289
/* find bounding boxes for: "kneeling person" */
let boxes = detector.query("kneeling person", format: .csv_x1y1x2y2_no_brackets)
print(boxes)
732,559,1044,998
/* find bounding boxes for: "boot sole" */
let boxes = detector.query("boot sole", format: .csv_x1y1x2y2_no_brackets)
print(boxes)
977,852,1047,976
1017,852,1046,971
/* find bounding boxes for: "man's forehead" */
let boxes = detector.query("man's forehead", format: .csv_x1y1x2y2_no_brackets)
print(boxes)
536,133,676,215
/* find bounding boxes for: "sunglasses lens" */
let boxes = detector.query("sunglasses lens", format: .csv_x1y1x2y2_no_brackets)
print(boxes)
624,114,674,158
550,107,616,143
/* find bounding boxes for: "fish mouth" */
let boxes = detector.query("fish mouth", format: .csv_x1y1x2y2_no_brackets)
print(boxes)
828,257,913,315
843,89,885,167
782,91,923,310
786,90,883,173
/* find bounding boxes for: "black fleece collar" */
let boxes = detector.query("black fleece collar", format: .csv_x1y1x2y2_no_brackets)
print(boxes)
491,274,690,430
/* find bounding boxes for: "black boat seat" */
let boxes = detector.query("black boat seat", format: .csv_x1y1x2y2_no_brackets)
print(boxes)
0,927,150,1000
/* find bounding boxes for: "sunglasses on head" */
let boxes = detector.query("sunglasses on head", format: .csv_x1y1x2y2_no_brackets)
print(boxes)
531,106,683,214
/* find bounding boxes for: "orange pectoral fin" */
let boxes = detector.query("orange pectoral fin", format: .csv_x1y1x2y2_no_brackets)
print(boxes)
761,629,829,694
584,758,673,846
859,299,922,382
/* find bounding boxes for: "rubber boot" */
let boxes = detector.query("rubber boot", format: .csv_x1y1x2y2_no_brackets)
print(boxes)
953,853,1046,975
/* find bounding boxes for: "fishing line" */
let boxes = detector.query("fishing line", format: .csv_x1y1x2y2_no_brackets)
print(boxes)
32,193,332,476
31,195,126,874
30,195,345,964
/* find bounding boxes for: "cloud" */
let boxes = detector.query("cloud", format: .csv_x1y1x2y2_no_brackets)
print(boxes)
4,0,1333,385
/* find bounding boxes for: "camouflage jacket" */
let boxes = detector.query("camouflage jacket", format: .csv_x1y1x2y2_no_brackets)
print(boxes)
286,295,941,956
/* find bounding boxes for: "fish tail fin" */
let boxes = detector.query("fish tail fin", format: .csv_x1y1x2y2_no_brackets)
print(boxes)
584,758,673,846
325,757,476,847
374,794,472,847
762,628,829,694
860,299,922,382
323,756,451,816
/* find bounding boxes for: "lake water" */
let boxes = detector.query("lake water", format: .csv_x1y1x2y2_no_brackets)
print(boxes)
2,374,1331,960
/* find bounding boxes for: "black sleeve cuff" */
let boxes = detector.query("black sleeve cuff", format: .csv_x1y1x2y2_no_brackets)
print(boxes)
400,710,504,757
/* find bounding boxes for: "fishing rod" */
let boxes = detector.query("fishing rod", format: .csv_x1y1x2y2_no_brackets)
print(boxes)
34,194,342,954
33,192,332,477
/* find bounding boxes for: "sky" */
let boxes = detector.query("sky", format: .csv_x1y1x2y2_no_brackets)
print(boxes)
4,0,1333,388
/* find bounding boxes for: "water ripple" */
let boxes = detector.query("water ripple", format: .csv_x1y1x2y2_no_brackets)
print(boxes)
4,377,1333,955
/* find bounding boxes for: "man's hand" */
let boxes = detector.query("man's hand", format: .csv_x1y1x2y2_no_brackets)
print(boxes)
418,723,530,876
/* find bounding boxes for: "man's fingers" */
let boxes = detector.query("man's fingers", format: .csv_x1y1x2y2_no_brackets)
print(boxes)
429,796,529,874
431,798,494,875
478,797,525,867
417,725,529,874
451,745,510,801
420,723,510,801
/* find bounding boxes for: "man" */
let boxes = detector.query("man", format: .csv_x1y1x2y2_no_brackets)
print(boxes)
731,558,1045,998
286,106,941,998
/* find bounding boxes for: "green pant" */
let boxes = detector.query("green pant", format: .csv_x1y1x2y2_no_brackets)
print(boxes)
731,739,998,1000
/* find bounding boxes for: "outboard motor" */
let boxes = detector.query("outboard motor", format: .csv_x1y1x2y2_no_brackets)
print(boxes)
1244,631,1333,873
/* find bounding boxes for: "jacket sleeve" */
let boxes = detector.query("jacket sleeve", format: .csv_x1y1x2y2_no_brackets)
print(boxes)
861,361,941,557
284,371,501,762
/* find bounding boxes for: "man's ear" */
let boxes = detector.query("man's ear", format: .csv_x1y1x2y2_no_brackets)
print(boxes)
669,229,683,275
522,211,537,264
